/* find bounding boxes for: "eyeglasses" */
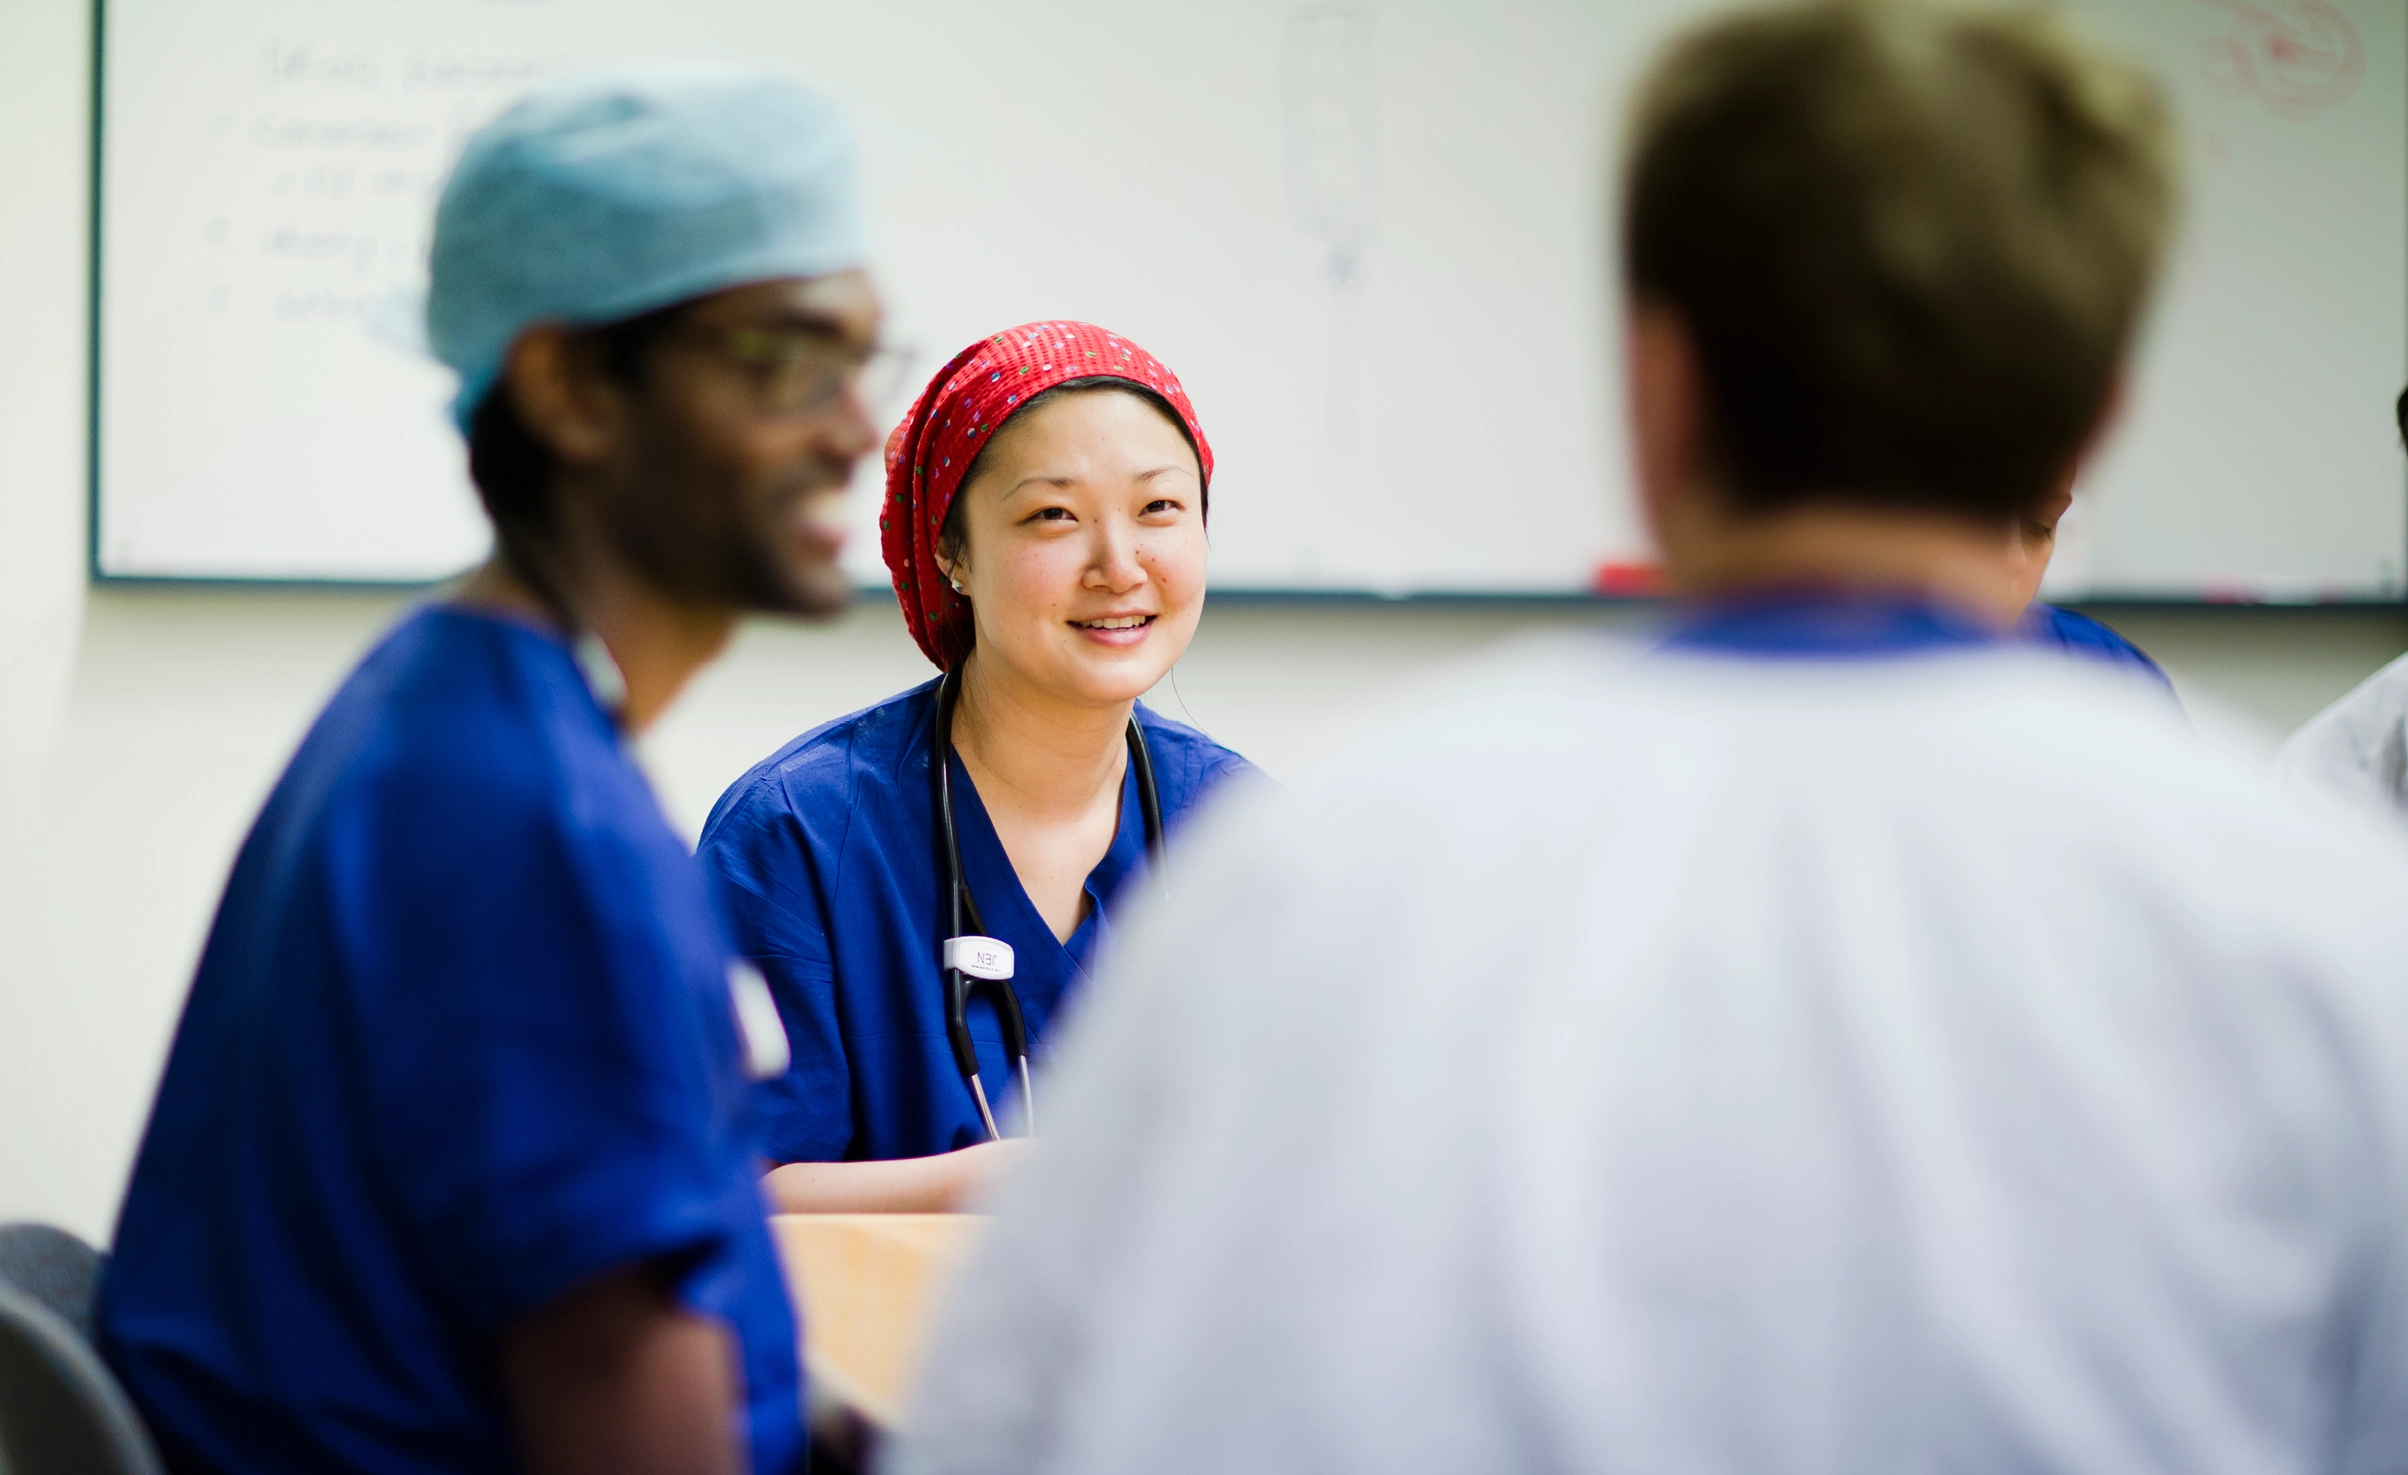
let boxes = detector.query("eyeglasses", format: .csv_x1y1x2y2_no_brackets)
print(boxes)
667,324,917,418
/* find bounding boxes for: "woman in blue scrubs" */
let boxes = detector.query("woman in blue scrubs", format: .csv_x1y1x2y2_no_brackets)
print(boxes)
700,321,1256,1212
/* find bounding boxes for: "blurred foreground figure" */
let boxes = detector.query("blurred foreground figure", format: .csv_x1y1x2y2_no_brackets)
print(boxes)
2281,654,2408,824
100,68,883,1475
2280,393,2408,822
891,5,2408,1473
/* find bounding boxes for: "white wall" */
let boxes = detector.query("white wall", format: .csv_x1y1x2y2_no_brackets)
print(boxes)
5,0,2406,1244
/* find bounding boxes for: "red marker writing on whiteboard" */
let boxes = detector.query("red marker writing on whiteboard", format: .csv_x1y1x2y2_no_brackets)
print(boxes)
2200,0,2364,119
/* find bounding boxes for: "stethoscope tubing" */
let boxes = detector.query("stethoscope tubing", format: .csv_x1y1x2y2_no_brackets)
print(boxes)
933,668,1164,1140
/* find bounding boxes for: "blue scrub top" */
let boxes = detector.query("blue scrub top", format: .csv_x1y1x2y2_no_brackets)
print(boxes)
98,607,803,1475
699,680,1256,1163
2019,602,2175,694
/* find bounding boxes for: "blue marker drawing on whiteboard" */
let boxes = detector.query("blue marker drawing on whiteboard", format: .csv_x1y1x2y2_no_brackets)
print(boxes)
1284,5,1378,449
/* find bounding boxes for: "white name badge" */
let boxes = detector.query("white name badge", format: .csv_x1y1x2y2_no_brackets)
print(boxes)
726,961,791,1081
943,935,1015,981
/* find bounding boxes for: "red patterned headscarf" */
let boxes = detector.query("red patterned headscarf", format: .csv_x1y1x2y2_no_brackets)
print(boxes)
881,321,1213,671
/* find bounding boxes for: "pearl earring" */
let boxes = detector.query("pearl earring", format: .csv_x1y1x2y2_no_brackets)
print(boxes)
951,579,965,593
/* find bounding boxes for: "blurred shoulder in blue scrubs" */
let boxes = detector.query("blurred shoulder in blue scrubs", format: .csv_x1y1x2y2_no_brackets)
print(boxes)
98,65,886,1475
700,323,1257,1214
1999,481,2175,695
2020,600,2169,689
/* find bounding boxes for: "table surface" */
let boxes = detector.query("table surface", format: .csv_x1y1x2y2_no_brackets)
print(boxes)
770,1213,987,1430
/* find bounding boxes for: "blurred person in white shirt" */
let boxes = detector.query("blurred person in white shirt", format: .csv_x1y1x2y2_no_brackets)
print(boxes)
889,4,2408,1473
2280,388,2408,824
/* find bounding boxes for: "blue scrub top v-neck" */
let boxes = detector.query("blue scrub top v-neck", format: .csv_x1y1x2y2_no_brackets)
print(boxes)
700,679,1257,1163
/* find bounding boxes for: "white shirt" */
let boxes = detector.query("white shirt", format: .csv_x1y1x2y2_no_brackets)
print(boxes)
891,629,2408,1475
2280,653,2408,825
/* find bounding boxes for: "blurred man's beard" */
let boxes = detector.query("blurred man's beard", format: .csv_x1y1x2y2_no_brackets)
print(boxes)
610,501,852,618
605,428,853,618
725,521,854,618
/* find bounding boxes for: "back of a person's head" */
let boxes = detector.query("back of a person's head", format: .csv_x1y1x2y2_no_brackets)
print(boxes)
1623,0,2176,523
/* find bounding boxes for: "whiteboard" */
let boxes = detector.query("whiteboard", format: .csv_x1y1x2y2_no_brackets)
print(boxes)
95,0,2406,599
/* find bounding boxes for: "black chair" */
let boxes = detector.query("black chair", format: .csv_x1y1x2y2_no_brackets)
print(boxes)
0,1277,164,1475
0,1223,107,1344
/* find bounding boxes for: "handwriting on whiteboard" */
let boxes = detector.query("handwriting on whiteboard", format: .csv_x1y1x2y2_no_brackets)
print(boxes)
192,41,564,332
2200,0,2363,119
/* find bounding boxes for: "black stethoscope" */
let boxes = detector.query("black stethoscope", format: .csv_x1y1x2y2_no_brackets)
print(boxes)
932,667,1165,1141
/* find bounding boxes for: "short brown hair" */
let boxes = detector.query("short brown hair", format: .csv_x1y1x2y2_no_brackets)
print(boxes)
1622,0,2176,521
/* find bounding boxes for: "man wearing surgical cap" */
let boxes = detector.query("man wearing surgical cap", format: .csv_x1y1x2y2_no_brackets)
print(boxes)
100,66,887,1475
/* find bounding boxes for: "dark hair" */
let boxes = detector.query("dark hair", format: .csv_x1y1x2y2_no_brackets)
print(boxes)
462,301,689,546
935,376,1207,564
1622,0,2175,521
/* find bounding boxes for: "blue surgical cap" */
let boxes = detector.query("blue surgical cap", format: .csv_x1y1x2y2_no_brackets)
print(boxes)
427,64,868,431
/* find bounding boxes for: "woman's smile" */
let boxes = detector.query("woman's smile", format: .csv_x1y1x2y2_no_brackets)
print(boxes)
1071,612,1157,646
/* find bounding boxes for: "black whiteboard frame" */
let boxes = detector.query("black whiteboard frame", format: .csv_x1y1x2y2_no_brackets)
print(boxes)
80,0,2408,610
